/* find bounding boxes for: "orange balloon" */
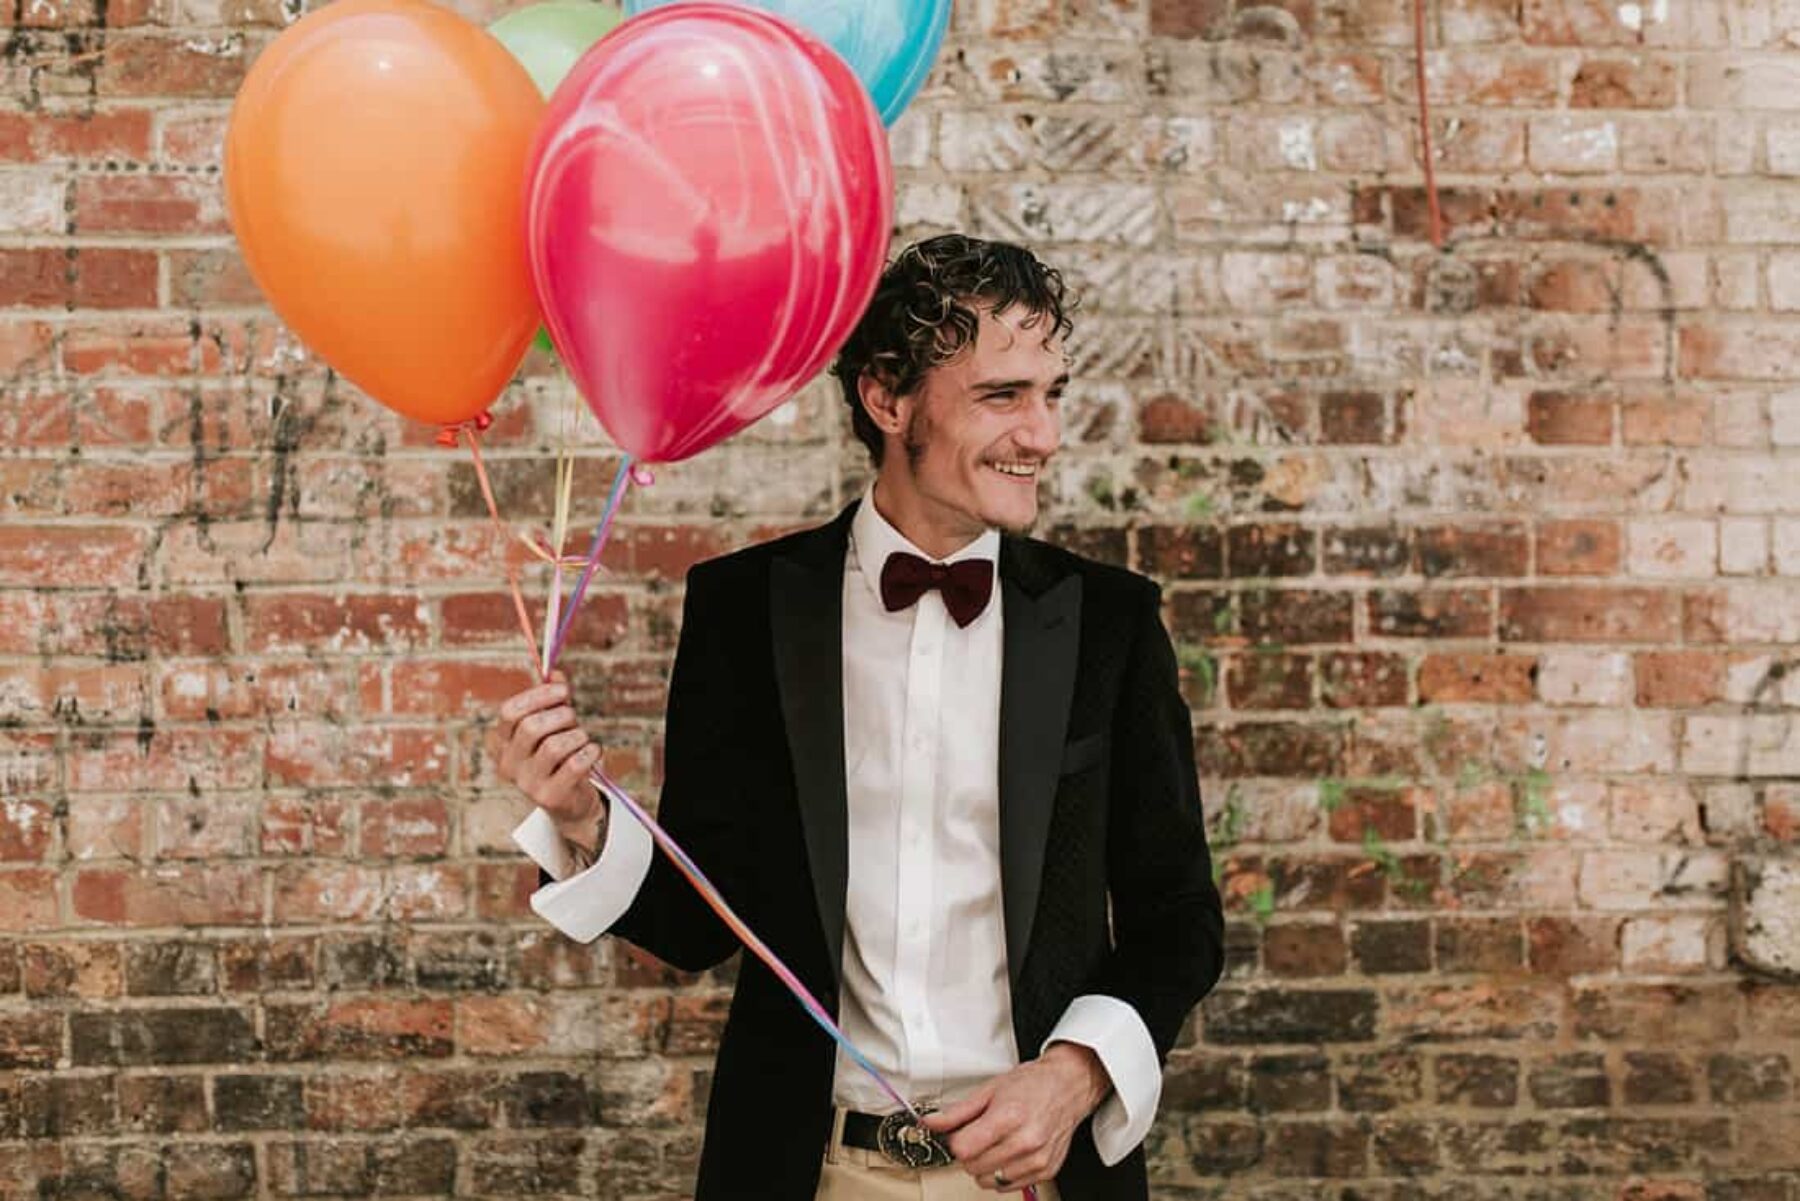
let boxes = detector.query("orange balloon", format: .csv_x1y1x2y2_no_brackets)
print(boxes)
224,0,544,427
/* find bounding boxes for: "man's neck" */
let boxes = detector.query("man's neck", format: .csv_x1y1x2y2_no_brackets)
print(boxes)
869,474,988,561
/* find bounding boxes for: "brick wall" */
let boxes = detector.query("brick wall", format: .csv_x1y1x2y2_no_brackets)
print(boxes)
3,0,1799,1196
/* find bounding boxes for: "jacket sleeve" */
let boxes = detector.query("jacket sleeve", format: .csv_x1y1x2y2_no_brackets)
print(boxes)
1085,579,1226,1058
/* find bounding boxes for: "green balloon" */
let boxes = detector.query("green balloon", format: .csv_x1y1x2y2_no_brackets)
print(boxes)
489,1,624,98
534,327,556,355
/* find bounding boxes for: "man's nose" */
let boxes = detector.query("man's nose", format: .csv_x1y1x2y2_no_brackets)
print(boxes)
1017,393,1061,455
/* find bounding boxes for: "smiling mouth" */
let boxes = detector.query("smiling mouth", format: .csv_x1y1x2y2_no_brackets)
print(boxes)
988,461,1041,480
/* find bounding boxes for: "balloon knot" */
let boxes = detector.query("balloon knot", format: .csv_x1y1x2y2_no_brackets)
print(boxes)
435,427,460,449
630,464,656,487
474,410,494,431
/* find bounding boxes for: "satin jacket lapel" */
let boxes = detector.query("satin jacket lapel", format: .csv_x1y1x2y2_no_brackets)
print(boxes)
769,504,857,986
997,538,1082,987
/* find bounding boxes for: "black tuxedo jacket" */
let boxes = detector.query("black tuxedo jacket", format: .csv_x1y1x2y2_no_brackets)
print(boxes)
602,502,1225,1199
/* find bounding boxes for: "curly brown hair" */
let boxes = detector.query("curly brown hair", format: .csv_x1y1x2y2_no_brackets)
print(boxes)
832,234,1075,465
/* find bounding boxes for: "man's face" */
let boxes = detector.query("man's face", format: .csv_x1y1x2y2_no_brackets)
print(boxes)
871,304,1068,540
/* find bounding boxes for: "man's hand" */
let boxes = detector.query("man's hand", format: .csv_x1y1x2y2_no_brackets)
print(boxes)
921,1043,1111,1192
494,671,605,851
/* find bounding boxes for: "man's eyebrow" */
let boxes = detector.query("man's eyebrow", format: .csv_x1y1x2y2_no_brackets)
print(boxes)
971,373,1072,393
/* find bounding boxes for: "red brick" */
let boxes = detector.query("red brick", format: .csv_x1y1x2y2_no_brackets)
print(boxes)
62,317,197,376
378,660,537,719
155,109,228,166
0,109,154,162
1621,396,1707,446
1680,323,1800,382
1536,519,1622,576
1228,524,1315,578
159,660,345,722
1239,590,1353,645
24,940,123,998
1417,524,1530,578
75,249,160,310
1527,261,1618,314
0,871,61,932
1226,652,1313,710
440,590,628,650
1319,391,1387,444
572,656,676,718
67,728,261,793
244,594,429,654
0,1011,63,1068
473,862,538,922
98,33,251,98
266,999,454,1062
1527,390,1613,444
1524,0,1677,46
166,247,264,307
1635,652,1725,707
0,799,54,864
455,995,556,1058
1138,392,1216,443
72,172,227,235
303,1074,406,1133
1138,525,1225,580
1570,57,1679,108
273,864,384,923
265,725,449,789
1198,722,1346,778
360,797,450,858
71,865,261,926
1500,587,1680,642
261,796,353,857
592,524,729,583
1315,647,1408,709
1322,527,1411,577
1150,0,1230,38
1418,653,1536,703
1495,188,1662,244
1327,786,1420,844
1367,590,1493,639
1418,51,1559,107
1262,923,1347,978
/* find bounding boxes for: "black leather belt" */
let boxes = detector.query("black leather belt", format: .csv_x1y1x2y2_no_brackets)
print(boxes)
841,1109,954,1169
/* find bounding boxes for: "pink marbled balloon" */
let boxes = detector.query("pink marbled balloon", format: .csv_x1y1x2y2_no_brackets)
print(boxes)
524,2,894,464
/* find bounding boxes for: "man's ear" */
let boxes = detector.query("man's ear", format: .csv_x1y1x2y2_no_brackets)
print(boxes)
857,372,908,438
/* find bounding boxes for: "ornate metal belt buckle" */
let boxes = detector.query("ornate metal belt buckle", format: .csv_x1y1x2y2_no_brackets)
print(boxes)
876,1105,954,1170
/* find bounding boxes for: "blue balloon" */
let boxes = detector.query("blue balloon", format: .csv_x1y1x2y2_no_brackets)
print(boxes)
621,0,949,126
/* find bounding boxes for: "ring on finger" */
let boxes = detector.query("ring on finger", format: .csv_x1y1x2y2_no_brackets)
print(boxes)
993,1171,1011,1189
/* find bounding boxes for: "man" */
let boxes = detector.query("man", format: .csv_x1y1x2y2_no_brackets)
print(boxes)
495,235,1225,1200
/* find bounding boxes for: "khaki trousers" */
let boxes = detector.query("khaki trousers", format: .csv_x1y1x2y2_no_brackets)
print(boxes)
813,1109,1063,1201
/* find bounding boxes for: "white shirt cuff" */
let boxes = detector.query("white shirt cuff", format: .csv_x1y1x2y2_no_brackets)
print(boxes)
510,802,654,944
1041,994,1161,1166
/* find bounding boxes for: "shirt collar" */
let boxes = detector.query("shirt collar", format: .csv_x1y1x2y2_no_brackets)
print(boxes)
849,484,1000,603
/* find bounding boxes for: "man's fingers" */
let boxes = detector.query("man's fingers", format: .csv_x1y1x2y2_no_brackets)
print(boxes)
922,1088,990,1134
516,704,578,752
498,680,570,730
550,742,603,795
944,1103,1016,1168
525,727,590,789
959,1127,1034,1180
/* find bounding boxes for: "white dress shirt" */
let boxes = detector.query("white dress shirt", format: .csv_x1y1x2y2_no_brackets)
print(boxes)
512,491,1161,1165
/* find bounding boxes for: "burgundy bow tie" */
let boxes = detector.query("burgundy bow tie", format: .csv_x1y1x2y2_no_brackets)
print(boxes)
879,551,995,628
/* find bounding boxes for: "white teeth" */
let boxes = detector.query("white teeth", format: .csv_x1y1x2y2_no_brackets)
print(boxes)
992,462,1037,477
